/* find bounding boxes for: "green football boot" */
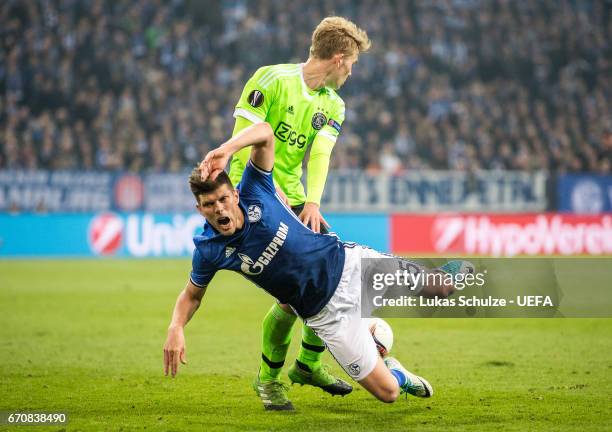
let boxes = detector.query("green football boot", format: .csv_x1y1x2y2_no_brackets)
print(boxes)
252,376,294,411
287,361,352,396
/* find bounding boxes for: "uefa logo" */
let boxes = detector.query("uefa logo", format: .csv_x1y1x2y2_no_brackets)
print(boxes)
88,213,124,256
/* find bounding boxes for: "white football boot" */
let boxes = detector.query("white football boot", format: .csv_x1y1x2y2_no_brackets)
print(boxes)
384,356,433,398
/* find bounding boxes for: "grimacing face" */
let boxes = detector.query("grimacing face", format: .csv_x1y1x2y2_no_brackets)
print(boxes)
327,53,358,90
196,184,243,235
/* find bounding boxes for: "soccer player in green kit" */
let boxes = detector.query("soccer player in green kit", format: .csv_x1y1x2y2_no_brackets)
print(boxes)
227,17,371,411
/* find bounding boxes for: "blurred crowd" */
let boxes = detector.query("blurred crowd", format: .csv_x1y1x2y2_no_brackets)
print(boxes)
1,0,611,174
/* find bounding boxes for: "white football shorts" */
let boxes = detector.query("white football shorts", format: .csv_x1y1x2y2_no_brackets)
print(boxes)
303,244,386,381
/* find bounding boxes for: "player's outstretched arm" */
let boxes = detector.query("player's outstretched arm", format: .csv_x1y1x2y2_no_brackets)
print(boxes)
200,122,274,181
163,280,207,377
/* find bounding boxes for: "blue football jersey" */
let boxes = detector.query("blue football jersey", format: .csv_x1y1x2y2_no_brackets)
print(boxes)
190,160,346,318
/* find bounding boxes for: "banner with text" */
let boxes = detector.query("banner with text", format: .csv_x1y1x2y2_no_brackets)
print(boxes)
0,170,114,212
391,213,612,256
0,212,388,258
0,170,194,213
1,170,547,213
321,170,547,212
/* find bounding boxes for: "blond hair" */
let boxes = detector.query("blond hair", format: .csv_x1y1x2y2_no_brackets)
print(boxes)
310,17,371,59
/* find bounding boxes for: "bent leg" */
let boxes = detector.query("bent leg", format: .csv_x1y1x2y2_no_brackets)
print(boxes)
358,356,400,403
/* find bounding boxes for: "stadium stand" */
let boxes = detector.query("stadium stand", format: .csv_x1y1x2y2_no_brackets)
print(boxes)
1,0,610,173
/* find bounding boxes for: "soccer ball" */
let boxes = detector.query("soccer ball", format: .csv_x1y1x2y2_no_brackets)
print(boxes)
368,318,393,357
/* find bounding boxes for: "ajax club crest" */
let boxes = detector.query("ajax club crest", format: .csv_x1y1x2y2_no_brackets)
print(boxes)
311,112,327,130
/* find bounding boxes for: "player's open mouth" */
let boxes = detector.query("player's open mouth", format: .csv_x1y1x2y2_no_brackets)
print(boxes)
217,216,231,228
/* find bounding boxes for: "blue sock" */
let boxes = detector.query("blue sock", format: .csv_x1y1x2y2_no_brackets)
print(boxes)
390,368,407,387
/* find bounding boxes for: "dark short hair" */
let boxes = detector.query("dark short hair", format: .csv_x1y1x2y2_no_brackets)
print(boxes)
188,167,233,202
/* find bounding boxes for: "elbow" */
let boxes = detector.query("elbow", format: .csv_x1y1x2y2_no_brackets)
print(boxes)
260,122,274,147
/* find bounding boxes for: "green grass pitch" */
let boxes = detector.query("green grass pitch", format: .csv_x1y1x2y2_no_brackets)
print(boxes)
1,259,611,431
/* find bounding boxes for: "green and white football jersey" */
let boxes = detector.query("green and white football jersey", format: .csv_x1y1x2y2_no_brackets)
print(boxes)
229,63,345,206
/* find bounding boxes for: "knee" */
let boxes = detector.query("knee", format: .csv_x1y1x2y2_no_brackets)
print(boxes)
375,385,400,403
278,303,296,315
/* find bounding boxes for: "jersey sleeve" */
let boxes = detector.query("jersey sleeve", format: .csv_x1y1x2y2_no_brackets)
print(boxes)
239,159,276,199
306,134,335,205
189,247,217,288
234,67,278,124
317,94,345,143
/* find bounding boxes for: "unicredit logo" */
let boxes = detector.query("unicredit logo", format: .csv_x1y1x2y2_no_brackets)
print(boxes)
88,213,204,257
89,213,124,255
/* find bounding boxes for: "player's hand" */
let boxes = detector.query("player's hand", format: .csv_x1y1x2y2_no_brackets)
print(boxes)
199,147,231,181
299,202,329,234
275,186,290,205
420,272,455,298
164,326,187,377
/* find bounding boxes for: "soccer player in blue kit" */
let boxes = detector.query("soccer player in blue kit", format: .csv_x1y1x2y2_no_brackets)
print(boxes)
163,122,469,406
